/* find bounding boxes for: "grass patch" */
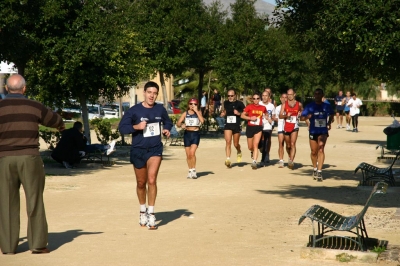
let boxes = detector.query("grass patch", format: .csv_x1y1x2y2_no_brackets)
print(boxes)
371,246,386,255
336,253,357,262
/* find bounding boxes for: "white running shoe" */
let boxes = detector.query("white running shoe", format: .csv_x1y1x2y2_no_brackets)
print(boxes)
147,213,158,230
251,161,257,170
313,170,317,180
278,160,284,168
106,140,116,155
191,170,198,179
139,211,148,227
346,125,350,131
187,171,192,179
62,161,73,169
316,171,323,182
336,125,340,129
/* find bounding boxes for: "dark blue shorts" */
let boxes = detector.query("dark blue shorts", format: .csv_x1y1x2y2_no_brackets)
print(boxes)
130,143,163,169
184,131,200,147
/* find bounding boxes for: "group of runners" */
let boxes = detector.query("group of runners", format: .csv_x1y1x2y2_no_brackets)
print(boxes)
117,82,362,230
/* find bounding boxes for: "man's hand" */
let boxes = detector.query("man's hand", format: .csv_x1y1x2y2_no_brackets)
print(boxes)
233,109,240,115
163,129,170,138
135,121,147,130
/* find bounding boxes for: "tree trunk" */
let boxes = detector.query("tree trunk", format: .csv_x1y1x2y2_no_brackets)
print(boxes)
78,93,91,144
159,71,168,110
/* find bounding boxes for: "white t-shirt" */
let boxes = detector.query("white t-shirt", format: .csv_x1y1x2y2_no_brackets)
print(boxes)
275,104,284,132
347,98,363,116
260,102,275,131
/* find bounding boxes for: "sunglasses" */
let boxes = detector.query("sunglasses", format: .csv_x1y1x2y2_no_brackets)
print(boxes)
189,103,197,105
227,95,235,97
253,97,260,100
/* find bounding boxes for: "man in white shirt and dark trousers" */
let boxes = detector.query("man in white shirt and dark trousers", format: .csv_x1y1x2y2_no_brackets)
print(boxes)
346,93,363,132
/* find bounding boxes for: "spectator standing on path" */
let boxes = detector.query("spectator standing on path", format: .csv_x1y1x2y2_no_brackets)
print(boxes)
241,92,266,170
51,121,116,168
274,93,289,168
119,81,173,230
347,93,363,132
279,88,303,170
0,74,65,254
200,90,207,117
334,90,345,129
176,98,204,179
343,91,352,130
259,91,275,166
220,89,245,168
301,88,334,181
212,89,222,115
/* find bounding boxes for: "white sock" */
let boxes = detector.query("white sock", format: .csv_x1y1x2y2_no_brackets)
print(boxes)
227,157,230,160
279,159,283,162
148,206,154,214
140,204,146,212
313,168,317,171
192,168,196,172
317,170,322,173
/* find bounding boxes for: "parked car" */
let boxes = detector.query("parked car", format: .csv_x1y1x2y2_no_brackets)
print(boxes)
169,100,181,114
87,104,104,120
103,104,119,119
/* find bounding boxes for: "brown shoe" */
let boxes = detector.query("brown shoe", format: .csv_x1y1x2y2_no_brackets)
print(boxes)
31,248,50,254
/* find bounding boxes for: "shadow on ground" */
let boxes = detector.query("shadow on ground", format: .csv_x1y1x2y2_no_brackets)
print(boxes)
256,184,400,207
156,209,194,227
17,229,103,253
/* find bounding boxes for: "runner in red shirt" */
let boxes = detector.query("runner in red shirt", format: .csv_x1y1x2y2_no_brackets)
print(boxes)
241,92,266,170
279,88,303,169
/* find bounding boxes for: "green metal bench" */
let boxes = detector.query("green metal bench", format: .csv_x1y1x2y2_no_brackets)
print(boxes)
298,182,388,251
354,150,400,186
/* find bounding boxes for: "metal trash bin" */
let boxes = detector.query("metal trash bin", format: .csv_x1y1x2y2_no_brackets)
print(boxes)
384,126,400,150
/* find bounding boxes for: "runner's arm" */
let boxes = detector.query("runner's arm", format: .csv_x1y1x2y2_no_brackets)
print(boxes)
176,112,187,128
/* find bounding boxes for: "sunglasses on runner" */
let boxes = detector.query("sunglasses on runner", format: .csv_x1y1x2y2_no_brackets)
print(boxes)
227,95,235,97
189,103,197,105
253,97,260,100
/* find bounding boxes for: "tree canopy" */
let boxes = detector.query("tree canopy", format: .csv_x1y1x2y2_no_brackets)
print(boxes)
275,0,400,89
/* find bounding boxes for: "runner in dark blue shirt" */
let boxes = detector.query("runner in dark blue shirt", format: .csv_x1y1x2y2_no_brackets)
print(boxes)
119,81,173,230
301,88,334,181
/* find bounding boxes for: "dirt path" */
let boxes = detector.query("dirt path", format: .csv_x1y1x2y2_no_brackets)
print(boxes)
1,116,400,266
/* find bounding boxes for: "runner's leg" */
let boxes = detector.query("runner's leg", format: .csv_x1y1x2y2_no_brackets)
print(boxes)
309,138,318,168
289,130,299,161
317,135,328,170
252,131,262,162
146,156,162,206
134,166,148,205
224,130,233,158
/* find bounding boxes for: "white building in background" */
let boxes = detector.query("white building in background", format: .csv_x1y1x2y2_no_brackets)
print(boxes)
0,61,18,95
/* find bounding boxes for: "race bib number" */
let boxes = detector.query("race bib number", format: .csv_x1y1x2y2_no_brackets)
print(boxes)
286,116,297,123
185,118,200,126
315,119,326,128
250,118,260,125
227,116,236,124
337,102,342,106
143,122,160,137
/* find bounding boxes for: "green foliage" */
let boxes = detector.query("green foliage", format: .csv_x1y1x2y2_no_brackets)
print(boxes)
39,129,61,150
335,253,357,262
90,118,120,145
371,245,386,254
276,0,400,85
